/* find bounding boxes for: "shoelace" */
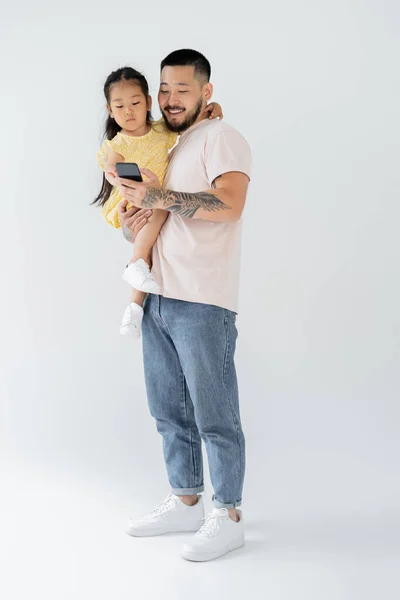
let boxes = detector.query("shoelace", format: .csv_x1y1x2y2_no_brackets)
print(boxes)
150,493,177,517
196,508,229,538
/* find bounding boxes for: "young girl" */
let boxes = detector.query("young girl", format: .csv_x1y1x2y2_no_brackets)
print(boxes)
94,66,222,338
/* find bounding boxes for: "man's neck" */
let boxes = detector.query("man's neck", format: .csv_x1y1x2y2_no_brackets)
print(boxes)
180,112,210,136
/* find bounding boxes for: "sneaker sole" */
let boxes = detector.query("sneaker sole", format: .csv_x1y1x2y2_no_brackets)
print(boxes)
126,520,204,538
181,538,245,562
120,327,141,338
140,282,160,294
122,272,160,294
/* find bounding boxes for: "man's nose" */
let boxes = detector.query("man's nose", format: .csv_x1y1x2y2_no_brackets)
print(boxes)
168,91,180,105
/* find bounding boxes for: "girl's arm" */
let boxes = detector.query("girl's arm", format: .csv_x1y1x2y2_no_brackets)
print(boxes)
104,147,124,186
204,102,223,120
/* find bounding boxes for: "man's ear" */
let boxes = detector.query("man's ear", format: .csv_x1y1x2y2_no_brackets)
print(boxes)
203,82,213,103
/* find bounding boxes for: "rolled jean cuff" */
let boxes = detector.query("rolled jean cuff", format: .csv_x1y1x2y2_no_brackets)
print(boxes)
171,485,205,496
213,496,242,509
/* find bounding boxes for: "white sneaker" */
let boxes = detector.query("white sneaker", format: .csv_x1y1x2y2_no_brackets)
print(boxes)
120,302,143,337
181,508,245,562
126,494,205,537
123,259,160,294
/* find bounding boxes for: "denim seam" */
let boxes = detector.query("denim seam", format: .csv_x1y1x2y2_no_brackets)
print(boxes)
157,295,169,330
222,314,244,500
181,370,197,489
158,295,197,490
223,315,230,385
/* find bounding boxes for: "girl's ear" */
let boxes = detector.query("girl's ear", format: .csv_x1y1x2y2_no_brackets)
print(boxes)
106,104,113,118
147,95,153,111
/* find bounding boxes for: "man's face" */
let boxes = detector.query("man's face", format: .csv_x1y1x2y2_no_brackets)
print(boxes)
158,66,212,133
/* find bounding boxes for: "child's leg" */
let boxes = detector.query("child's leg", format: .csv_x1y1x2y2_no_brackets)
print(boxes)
131,288,147,306
123,210,168,293
120,211,168,336
130,209,169,266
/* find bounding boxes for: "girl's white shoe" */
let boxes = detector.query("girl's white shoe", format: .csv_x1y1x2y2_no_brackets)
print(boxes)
120,302,144,338
123,259,160,294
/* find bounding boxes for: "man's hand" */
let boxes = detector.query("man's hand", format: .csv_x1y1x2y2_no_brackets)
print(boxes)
117,199,152,243
116,168,162,210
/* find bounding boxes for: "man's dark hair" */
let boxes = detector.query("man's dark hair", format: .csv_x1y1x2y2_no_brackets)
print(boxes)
160,49,211,83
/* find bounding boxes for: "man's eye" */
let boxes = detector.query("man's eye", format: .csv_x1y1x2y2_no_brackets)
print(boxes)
179,91,188,94
159,90,168,94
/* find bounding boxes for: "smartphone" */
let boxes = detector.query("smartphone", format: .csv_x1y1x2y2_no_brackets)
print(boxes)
115,162,143,182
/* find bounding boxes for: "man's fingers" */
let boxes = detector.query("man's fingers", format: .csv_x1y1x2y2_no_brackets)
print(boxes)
133,217,149,235
140,168,157,182
137,209,153,218
124,209,152,229
116,176,136,189
124,206,140,218
140,168,154,177
117,199,129,214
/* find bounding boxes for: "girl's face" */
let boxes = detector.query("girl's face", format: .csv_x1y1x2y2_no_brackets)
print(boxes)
107,80,152,136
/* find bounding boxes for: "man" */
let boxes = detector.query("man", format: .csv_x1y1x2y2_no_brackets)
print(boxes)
116,49,251,562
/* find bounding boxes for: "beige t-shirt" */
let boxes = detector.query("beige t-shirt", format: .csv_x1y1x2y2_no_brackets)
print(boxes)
151,118,252,313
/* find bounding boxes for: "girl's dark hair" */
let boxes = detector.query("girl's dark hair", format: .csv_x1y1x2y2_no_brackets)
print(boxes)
93,67,152,207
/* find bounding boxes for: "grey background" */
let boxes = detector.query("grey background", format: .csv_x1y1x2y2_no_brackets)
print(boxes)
1,1,399,598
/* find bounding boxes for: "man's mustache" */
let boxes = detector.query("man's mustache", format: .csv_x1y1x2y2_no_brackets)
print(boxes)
164,106,185,112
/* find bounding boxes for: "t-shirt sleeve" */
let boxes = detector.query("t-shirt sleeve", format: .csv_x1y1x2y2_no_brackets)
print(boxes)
97,136,126,171
106,136,127,159
97,141,108,171
205,129,252,187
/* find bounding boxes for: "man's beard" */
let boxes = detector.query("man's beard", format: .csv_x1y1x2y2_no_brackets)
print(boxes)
162,97,204,133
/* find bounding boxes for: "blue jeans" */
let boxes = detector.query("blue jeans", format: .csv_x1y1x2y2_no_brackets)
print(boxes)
142,294,245,509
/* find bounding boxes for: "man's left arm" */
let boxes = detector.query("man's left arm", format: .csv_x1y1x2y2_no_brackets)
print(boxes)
116,128,251,223
139,171,249,222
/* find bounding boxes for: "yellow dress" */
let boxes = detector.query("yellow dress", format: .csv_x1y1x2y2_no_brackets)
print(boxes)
97,120,178,228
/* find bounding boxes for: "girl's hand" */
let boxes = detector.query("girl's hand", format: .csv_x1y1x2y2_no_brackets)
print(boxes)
205,102,223,120
105,166,118,186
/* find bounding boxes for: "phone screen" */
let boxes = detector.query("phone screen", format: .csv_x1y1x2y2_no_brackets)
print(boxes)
115,162,143,182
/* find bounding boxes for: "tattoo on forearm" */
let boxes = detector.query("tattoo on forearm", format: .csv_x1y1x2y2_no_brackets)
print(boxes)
141,187,163,209
122,223,135,243
142,187,231,219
